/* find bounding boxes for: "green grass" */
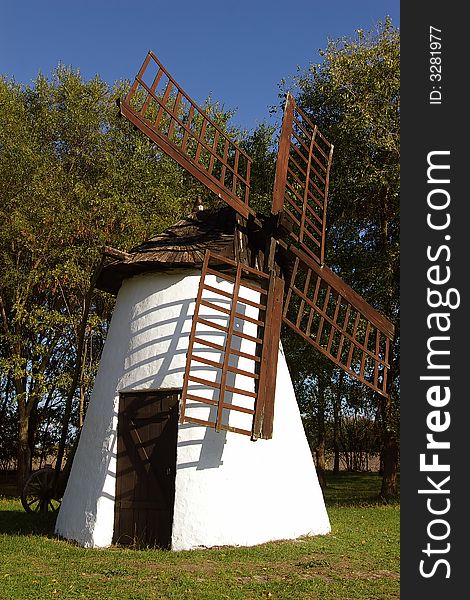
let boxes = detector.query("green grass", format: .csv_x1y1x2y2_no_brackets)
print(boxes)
323,471,400,506
0,473,399,600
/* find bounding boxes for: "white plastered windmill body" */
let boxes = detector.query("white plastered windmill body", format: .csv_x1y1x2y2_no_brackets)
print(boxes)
55,52,395,550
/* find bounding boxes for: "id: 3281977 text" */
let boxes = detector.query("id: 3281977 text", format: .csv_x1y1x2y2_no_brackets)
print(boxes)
429,26,442,105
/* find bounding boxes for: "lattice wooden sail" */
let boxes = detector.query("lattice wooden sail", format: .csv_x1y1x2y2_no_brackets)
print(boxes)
282,247,393,397
180,251,283,440
120,51,254,218
272,93,334,265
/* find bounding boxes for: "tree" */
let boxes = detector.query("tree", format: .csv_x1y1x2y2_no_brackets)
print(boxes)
240,122,277,215
288,18,400,500
0,66,240,491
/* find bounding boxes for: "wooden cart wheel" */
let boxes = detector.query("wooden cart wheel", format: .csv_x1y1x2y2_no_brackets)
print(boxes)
21,468,62,514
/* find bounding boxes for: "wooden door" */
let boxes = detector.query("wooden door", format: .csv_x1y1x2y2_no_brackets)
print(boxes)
114,390,179,548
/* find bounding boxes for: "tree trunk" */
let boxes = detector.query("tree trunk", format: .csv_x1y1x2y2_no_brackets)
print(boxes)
27,403,39,467
78,332,89,428
379,427,399,501
17,403,31,494
315,395,327,489
332,405,340,474
377,212,399,500
315,440,327,490
378,357,399,502
332,371,343,474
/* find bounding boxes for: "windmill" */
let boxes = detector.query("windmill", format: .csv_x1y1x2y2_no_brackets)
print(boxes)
119,51,394,438
55,51,394,550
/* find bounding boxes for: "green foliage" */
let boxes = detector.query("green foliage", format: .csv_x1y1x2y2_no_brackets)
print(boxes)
241,122,277,215
0,65,239,479
292,18,399,320
287,22,399,359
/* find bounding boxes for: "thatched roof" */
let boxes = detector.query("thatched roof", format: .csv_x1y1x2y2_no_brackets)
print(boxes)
97,206,237,295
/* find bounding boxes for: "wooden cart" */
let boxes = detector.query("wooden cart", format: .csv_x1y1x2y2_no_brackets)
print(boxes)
21,466,66,513
20,443,77,514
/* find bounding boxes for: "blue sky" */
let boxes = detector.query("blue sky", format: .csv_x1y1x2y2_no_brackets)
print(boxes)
0,1,399,131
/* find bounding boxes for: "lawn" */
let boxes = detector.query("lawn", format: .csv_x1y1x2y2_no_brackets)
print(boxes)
0,473,399,600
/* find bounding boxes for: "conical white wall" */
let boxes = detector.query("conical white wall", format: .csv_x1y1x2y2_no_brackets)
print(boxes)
55,268,330,549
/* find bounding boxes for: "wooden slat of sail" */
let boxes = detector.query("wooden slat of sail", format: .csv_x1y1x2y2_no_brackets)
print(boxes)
180,251,280,439
272,93,334,265
252,271,284,440
283,246,395,398
120,51,254,219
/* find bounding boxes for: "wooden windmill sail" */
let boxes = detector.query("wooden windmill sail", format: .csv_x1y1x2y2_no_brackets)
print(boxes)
119,51,395,440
